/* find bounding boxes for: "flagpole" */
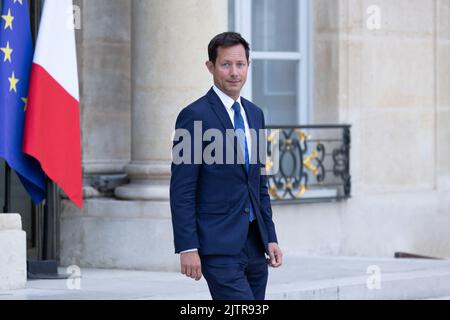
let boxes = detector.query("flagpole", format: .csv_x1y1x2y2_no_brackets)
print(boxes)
43,179,58,260
3,163,11,213
30,0,43,45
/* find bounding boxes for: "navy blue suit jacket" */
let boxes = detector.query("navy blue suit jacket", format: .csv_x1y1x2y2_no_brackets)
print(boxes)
170,88,278,255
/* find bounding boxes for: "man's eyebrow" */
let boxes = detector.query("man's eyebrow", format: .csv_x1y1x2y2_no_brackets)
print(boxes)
221,59,247,63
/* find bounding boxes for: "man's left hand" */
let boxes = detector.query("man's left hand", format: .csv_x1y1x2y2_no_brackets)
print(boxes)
267,242,283,268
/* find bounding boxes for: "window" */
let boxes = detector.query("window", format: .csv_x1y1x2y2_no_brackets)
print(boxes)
230,0,313,125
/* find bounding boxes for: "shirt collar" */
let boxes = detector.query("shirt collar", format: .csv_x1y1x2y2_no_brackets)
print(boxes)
212,85,242,111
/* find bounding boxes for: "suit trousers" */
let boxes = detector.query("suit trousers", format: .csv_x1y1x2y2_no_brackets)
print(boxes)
200,220,268,300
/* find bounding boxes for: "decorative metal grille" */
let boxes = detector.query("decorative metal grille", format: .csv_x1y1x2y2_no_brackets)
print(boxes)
266,125,351,204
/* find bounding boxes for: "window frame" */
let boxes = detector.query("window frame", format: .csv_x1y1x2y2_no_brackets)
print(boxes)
232,0,313,125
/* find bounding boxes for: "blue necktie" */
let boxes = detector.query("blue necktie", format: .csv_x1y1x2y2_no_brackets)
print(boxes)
232,102,255,222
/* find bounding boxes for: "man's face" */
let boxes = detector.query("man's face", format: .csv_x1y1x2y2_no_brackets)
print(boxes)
206,44,249,100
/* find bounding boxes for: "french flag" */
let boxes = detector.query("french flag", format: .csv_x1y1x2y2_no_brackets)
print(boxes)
23,0,82,208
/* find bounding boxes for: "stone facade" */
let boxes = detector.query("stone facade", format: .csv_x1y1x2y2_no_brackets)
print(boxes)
59,0,450,271
307,0,450,257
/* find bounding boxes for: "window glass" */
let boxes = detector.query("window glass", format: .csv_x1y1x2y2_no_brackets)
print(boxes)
252,0,299,52
252,60,299,125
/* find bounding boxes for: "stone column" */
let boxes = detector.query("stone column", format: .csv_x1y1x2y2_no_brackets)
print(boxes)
75,0,132,198
115,0,228,200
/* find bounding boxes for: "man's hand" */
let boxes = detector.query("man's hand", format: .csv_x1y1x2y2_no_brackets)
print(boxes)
267,242,283,268
180,251,202,281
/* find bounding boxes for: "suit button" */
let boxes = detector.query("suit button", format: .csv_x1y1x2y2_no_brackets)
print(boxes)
244,208,250,213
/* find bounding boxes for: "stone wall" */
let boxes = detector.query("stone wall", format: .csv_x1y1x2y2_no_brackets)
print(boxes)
294,0,450,257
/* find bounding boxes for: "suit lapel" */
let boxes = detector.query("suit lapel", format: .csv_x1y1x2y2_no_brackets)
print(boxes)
241,98,258,178
207,88,234,131
241,97,257,131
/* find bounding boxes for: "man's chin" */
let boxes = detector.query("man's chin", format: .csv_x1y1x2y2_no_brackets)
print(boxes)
225,87,242,96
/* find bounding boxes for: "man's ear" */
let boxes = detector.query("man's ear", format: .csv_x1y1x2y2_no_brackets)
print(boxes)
205,60,214,74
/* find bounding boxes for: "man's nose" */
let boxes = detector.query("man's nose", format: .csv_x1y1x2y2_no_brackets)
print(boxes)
230,64,238,76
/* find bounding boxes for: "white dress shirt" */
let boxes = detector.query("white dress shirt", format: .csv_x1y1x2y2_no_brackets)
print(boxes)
212,85,252,162
180,86,253,254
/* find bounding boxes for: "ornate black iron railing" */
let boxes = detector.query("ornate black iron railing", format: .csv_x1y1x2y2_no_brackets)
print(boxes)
265,125,351,204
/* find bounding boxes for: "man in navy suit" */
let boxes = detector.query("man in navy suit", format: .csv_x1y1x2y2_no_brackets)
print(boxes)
170,32,282,300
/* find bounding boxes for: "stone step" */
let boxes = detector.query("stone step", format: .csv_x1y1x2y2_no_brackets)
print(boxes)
265,256,450,300
267,267,450,300
2,255,450,300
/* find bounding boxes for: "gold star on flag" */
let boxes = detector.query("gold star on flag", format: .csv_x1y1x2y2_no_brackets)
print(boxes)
1,41,13,63
8,71,19,93
2,9,14,30
14,0,23,4
21,97,28,111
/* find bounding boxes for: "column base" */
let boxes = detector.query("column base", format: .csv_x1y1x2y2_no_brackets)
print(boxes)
60,198,179,271
115,182,169,201
114,161,170,201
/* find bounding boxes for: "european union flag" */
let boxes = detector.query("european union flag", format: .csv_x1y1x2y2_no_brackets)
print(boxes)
0,0,46,204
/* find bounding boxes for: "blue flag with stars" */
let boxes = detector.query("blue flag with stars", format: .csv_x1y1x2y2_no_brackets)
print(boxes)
0,0,46,204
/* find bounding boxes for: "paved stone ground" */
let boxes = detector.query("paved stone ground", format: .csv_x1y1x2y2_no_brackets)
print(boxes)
1,255,450,300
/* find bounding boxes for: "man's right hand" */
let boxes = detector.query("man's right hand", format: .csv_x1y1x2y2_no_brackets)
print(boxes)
180,251,202,281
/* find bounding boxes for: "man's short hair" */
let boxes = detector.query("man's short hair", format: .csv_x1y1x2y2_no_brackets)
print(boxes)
208,32,250,65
